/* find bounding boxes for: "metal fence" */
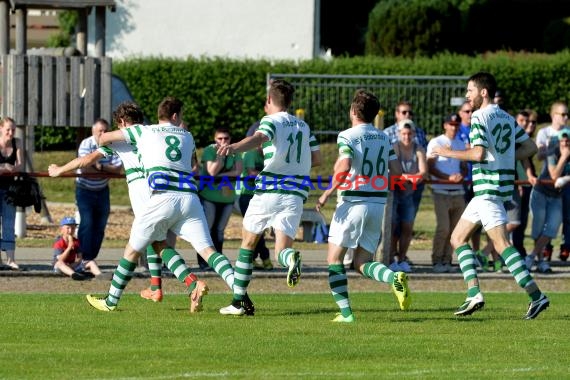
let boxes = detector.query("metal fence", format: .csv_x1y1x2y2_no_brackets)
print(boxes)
267,73,468,141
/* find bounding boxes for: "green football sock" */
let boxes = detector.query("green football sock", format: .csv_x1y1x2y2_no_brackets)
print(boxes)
233,248,253,302
207,252,235,291
362,261,395,284
278,248,295,268
328,264,352,317
501,246,542,301
161,248,196,291
146,245,162,291
455,244,480,297
106,258,137,307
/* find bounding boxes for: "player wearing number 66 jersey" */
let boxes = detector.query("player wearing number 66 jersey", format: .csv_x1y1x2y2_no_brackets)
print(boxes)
432,72,549,320
216,79,321,316
315,89,411,322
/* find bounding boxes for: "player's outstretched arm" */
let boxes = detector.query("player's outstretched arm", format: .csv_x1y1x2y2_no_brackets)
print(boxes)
316,156,350,211
48,151,104,177
99,129,126,146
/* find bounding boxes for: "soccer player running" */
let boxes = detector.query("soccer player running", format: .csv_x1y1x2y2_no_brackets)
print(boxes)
216,79,321,316
315,89,411,323
80,97,237,313
49,102,237,310
432,72,549,319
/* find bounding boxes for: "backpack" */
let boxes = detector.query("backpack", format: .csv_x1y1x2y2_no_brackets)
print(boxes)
5,173,43,213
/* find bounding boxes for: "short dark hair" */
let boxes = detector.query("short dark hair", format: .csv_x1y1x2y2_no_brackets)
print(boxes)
268,79,294,109
157,97,183,121
93,118,109,130
468,72,497,100
113,101,144,125
214,127,230,136
351,89,380,123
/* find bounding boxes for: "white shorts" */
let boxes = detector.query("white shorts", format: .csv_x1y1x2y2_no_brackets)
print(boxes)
461,197,507,231
129,192,212,253
128,179,151,218
328,201,384,253
243,193,303,239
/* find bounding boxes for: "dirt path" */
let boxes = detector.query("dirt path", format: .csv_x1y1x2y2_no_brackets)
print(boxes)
2,276,569,294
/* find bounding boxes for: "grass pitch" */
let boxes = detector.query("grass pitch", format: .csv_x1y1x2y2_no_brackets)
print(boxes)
0,292,567,379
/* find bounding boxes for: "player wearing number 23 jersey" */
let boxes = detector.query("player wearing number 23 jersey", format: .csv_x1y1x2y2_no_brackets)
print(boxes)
470,103,529,203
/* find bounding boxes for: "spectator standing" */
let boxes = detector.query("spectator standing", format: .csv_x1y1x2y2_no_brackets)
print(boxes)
383,101,428,216
53,216,101,280
426,113,466,273
315,89,410,322
0,117,22,270
536,101,570,261
512,110,538,257
457,100,472,146
390,119,427,273
216,79,321,316
456,101,483,255
526,128,570,273
239,142,272,270
198,127,242,270
432,71,549,319
493,89,506,110
75,119,122,265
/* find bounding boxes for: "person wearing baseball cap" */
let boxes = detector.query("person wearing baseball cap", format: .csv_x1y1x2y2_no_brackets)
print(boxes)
444,113,461,126
52,216,102,280
426,113,467,273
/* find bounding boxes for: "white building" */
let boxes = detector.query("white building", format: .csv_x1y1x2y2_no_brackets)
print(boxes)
90,0,321,60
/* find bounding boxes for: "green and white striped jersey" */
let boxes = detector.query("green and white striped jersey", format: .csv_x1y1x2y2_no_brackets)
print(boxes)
97,124,145,186
255,111,320,200
470,104,529,202
121,123,198,194
337,124,396,203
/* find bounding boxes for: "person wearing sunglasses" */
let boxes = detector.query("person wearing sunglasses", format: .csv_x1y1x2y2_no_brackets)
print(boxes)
383,101,429,243
535,102,570,262
383,100,428,149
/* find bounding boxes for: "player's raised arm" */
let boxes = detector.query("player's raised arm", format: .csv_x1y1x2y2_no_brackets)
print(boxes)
99,129,127,146
48,150,105,177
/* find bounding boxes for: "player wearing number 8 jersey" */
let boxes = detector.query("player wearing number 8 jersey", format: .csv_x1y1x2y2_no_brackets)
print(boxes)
84,97,238,313
316,89,411,322
217,79,321,316
432,72,549,319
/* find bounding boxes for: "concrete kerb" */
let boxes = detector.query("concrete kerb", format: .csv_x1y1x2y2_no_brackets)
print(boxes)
2,247,570,279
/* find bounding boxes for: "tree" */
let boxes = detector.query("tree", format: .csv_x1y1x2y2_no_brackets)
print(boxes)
365,0,462,57
47,10,78,48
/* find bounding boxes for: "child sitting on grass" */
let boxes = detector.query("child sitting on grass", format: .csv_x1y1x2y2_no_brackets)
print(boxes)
53,217,101,280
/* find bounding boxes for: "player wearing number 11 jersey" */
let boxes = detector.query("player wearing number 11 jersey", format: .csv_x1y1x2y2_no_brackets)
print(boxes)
217,79,321,316
432,72,549,319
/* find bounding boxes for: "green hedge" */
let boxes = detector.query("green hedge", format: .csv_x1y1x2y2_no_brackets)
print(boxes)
35,52,570,150
111,52,570,147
